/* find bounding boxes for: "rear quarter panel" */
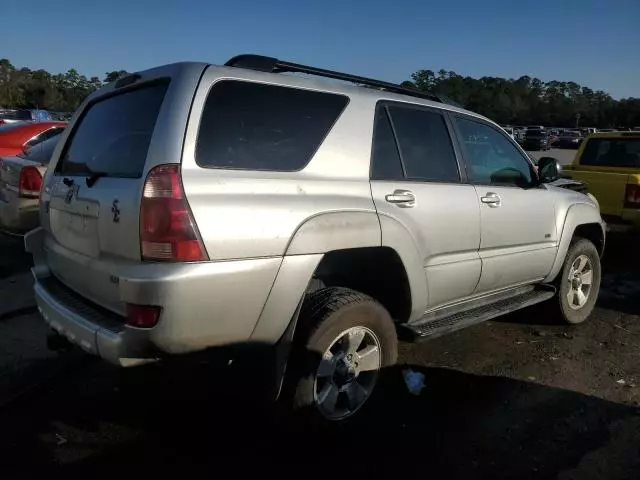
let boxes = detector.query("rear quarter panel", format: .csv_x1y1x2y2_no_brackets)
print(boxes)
180,66,379,261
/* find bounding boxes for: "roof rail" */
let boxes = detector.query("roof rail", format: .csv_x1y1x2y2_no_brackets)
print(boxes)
224,54,451,105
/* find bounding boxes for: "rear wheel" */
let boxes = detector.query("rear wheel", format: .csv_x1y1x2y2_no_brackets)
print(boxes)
285,287,398,423
554,238,601,324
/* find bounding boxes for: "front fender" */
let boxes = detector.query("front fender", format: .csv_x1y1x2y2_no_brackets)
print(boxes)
543,203,606,283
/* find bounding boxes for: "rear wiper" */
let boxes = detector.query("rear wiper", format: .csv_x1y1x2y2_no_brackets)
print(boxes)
85,171,108,187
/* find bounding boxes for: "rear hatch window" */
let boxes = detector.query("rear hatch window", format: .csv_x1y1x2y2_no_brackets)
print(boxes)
580,137,640,168
56,82,169,178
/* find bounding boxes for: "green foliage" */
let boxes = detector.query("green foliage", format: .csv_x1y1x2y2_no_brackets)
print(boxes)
0,59,129,112
0,57,637,127
408,68,639,127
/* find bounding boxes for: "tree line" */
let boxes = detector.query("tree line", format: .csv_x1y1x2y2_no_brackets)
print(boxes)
0,59,128,113
402,69,639,128
1,58,638,127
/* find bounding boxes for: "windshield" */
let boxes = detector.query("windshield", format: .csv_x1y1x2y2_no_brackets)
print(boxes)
526,130,544,137
18,134,61,164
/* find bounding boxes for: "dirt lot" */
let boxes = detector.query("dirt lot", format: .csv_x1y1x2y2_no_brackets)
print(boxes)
0,232,638,479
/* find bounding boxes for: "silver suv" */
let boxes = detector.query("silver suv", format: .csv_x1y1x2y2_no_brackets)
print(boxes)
26,55,605,422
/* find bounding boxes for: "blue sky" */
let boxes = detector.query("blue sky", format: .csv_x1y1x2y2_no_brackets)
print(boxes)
3,0,639,98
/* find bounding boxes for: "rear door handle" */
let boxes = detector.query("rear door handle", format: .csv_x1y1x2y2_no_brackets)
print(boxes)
385,189,415,208
481,192,501,207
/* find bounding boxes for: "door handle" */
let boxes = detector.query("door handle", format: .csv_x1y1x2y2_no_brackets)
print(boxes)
385,189,415,207
481,192,501,207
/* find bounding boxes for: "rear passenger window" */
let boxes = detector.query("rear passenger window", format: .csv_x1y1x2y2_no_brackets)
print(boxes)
387,106,459,182
580,138,640,168
196,81,348,171
370,108,404,180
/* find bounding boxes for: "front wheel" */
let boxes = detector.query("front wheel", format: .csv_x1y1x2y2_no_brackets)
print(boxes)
554,238,601,324
284,287,398,423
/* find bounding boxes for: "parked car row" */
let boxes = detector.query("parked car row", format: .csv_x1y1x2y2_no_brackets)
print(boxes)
504,124,640,152
0,108,54,124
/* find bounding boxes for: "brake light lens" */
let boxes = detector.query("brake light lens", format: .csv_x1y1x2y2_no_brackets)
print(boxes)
624,184,640,209
126,304,162,328
140,164,208,262
19,166,42,198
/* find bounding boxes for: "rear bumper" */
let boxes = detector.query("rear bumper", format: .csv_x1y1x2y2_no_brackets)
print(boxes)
34,276,157,367
26,226,291,365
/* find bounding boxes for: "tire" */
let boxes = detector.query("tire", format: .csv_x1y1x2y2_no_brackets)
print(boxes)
554,238,601,324
284,287,398,423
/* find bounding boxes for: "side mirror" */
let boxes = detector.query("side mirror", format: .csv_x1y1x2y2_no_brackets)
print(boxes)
537,157,562,183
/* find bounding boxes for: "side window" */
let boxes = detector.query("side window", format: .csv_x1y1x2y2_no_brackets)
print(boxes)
196,81,349,171
370,107,404,180
580,138,640,168
387,106,459,182
455,116,533,187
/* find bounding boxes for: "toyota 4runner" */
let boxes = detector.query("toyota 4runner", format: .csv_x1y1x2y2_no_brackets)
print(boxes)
25,55,605,422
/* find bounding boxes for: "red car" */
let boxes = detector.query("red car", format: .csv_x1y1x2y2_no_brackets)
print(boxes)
0,121,66,157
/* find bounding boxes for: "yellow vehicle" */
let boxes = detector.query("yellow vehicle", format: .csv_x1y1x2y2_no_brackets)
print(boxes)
565,132,640,228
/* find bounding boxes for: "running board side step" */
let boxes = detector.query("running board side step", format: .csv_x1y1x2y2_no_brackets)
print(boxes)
402,288,556,341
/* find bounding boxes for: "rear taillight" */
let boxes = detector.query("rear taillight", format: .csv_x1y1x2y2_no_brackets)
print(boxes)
140,164,208,262
624,184,640,209
19,166,42,198
126,304,162,328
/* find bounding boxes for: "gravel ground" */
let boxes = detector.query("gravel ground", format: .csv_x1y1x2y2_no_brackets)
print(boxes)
0,231,638,479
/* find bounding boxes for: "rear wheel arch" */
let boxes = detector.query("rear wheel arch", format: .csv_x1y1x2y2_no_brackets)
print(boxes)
310,246,412,324
253,210,423,345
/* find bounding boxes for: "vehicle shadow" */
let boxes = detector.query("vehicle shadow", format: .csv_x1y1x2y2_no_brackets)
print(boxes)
0,234,31,279
0,351,638,480
597,231,640,316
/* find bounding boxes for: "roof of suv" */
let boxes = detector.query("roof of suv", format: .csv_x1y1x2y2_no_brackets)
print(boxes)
214,54,480,118
101,55,488,128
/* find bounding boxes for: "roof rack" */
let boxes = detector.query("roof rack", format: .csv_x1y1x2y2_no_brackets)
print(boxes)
224,54,452,105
